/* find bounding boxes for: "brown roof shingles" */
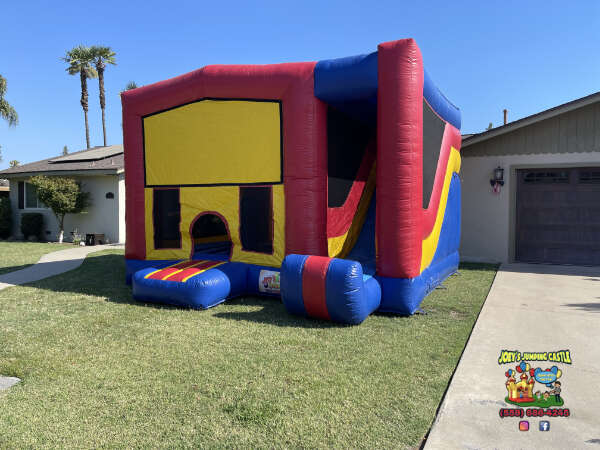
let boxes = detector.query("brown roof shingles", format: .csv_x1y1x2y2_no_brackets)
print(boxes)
0,145,124,177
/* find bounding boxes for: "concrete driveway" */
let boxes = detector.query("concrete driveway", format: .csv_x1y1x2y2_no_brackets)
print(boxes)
425,263,600,450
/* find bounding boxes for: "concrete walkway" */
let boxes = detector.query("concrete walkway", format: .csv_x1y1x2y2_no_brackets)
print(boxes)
425,263,600,450
0,244,124,291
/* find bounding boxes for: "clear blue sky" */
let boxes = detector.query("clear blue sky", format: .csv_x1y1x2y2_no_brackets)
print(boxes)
1,1,599,169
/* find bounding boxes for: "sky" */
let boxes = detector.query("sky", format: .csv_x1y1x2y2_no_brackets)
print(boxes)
1,1,599,170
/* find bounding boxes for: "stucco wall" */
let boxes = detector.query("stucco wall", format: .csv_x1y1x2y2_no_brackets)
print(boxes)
117,173,126,243
9,174,123,243
461,151,600,263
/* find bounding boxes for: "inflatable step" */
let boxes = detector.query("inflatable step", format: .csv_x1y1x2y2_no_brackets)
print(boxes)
280,255,381,324
132,260,247,309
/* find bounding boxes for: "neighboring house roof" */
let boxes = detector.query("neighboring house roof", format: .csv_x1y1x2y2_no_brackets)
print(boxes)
463,91,600,147
0,145,124,177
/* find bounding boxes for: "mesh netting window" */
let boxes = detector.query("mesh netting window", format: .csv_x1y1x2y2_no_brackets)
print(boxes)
153,188,181,249
423,100,446,208
239,186,273,254
327,107,373,208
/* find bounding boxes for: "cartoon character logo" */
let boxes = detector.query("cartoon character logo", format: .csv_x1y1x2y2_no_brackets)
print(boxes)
258,270,280,294
504,361,564,407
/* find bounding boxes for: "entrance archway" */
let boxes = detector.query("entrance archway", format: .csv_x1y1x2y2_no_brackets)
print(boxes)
189,212,232,260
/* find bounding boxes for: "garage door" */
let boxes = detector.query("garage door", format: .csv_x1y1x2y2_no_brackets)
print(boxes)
516,167,600,265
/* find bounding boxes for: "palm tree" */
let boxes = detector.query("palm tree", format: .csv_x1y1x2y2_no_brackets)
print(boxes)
62,46,97,149
0,74,18,127
123,81,138,91
90,46,116,147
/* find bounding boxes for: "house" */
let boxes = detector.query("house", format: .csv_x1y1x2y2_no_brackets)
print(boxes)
0,179,8,199
461,92,600,265
0,145,125,243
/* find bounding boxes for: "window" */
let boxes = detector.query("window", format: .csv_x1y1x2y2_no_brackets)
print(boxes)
239,186,273,254
153,188,181,249
578,170,600,184
24,182,46,209
422,99,446,208
523,171,569,184
327,107,373,208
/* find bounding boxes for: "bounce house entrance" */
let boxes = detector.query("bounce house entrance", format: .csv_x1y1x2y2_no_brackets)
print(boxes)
191,213,232,261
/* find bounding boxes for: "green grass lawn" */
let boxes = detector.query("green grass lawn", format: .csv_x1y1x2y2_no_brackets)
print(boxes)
0,250,497,448
0,241,71,276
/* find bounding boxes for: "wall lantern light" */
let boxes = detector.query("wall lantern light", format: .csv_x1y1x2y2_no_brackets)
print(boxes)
490,166,504,194
490,166,504,187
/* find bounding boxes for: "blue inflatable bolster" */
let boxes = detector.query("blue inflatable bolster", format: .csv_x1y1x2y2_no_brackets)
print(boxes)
326,258,381,324
280,255,381,325
132,262,248,309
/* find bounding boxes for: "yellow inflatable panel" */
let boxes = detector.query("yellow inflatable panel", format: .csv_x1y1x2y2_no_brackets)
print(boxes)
143,99,281,186
145,185,285,267
420,147,461,273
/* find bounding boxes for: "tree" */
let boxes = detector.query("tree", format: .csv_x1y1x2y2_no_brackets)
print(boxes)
28,176,91,243
0,74,18,127
90,46,116,147
9,160,19,167
63,145,69,155
62,46,97,149
123,81,138,92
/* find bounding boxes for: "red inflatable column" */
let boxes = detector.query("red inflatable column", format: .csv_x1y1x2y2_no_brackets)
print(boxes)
122,94,146,260
283,71,328,257
376,39,424,278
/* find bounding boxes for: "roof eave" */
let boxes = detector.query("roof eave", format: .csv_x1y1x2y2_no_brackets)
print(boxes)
0,168,122,178
463,91,600,148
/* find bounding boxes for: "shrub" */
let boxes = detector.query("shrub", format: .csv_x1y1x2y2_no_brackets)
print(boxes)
20,213,44,240
29,176,90,243
0,197,12,239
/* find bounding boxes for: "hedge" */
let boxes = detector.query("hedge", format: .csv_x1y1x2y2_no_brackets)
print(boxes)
20,212,44,240
0,197,11,239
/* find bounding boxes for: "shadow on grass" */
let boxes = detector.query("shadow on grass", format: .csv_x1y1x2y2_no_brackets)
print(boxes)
212,297,347,329
458,262,500,272
19,254,498,328
21,253,343,328
17,253,156,304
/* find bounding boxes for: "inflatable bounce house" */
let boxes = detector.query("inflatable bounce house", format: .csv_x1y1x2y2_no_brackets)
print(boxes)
122,38,462,324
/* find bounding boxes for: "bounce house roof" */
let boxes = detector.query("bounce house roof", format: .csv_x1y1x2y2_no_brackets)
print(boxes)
314,51,460,129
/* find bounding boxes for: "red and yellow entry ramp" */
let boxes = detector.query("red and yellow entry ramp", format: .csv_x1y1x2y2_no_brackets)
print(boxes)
132,260,271,310
144,260,226,283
